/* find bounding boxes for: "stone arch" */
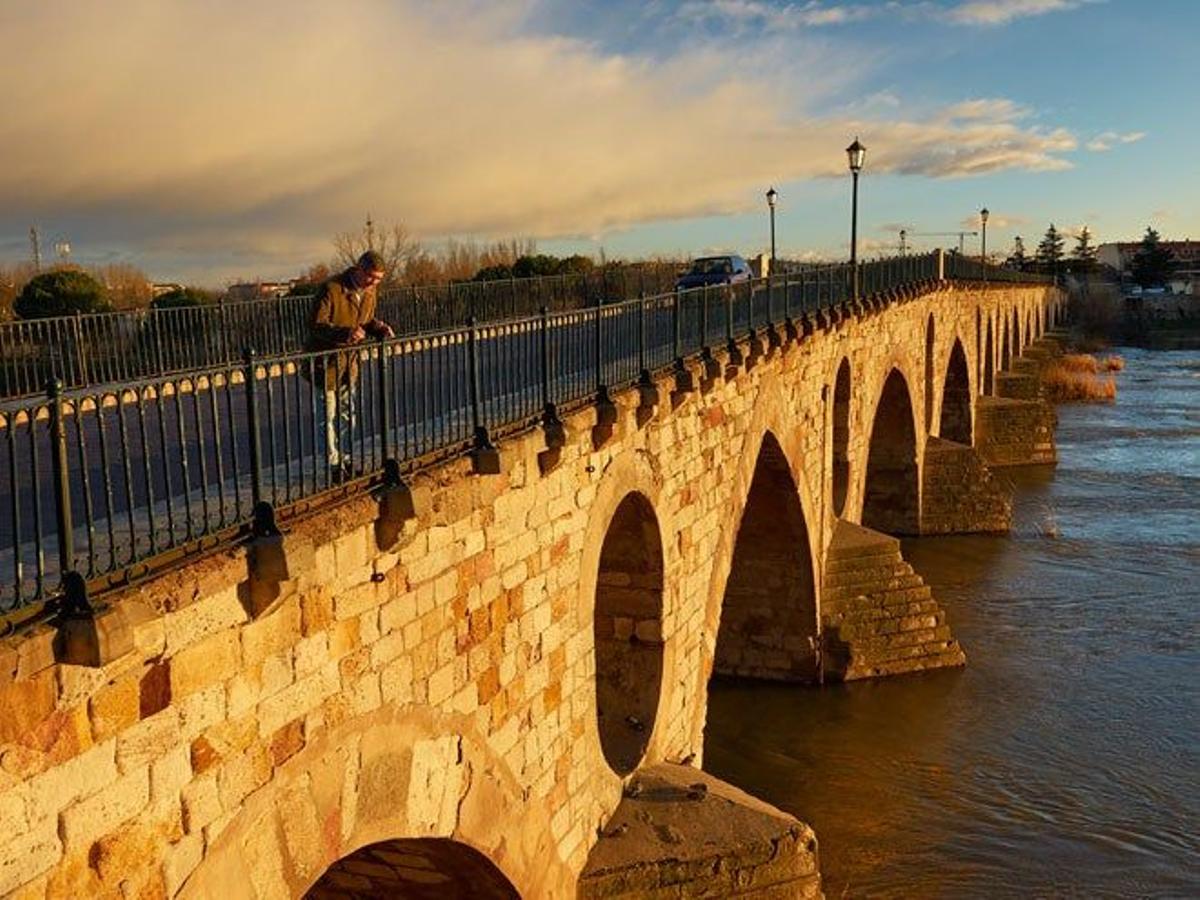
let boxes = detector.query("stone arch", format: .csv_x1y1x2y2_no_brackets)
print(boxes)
924,315,936,431
940,339,972,445
831,358,851,517
974,308,982,396
1013,307,1021,356
714,431,818,682
983,318,994,395
862,369,920,535
693,381,821,747
1001,314,1011,370
181,706,564,900
593,491,665,776
1025,309,1033,347
307,838,521,899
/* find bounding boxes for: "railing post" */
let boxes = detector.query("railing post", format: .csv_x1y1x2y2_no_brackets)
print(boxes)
243,348,265,509
47,378,75,585
377,334,393,471
936,248,946,282
725,283,734,345
467,318,500,473
71,312,87,388
152,308,167,376
595,296,604,391
672,286,682,363
638,293,648,378
540,307,553,413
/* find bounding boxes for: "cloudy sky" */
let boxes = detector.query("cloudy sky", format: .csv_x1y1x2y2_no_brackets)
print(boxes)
1,0,1195,284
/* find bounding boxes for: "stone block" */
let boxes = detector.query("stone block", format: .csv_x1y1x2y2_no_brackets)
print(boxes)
116,709,180,773
268,719,306,767
0,668,57,745
405,737,463,835
88,675,140,742
58,767,149,850
216,746,272,811
169,629,240,700
163,587,245,655
15,626,57,681
181,773,221,834
257,667,338,736
162,832,203,897
27,739,117,815
0,814,59,897
241,599,302,666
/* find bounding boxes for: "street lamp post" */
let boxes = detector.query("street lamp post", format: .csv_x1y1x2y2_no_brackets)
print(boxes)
766,187,777,275
980,207,989,282
846,138,866,301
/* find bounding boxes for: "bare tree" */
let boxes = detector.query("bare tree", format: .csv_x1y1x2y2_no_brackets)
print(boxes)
332,217,422,286
92,262,153,310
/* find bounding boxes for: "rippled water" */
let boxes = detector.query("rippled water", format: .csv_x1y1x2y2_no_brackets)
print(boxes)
704,348,1200,899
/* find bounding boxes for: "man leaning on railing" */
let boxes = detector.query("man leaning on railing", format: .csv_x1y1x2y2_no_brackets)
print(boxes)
305,250,394,481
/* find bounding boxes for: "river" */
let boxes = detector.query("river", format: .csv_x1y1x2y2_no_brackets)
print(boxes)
703,348,1199,899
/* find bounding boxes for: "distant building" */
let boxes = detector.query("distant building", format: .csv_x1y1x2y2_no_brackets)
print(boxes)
1097,239,1199,293
224,281,292,302
151,282,184,298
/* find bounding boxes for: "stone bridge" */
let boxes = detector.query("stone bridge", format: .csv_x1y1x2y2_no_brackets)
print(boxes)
0,280,1064,898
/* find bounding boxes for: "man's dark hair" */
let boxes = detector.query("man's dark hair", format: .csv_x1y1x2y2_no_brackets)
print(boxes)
357,250,386,273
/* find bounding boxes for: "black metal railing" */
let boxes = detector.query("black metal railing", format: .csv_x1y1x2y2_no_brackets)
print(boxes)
0,267,680,402
941,253,1056,284
2,251,1057,612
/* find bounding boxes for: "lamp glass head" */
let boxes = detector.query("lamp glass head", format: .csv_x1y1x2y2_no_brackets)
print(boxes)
846,138,866,173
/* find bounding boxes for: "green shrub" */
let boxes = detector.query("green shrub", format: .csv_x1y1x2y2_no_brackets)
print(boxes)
14,270,110,319
151,287,214,309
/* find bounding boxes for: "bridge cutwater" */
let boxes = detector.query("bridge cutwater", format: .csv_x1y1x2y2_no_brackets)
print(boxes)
0,251,1065,898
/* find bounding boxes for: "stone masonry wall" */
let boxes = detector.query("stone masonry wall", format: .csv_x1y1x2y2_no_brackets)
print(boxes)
0,282,1059,899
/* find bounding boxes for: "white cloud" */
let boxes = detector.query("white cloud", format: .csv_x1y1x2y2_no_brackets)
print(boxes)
0,1,1080,280
959,212,1028,230
677,0,1100,30
1085,130,1146,151
947,0,1100,26
676,1,876,30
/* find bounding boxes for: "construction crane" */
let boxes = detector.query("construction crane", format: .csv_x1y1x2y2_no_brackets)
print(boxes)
903,229,979,255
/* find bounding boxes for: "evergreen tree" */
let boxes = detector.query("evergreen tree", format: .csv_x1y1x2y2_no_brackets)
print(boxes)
151,287,215,309
14,269,110,318
1071,226,1098,271
1006,236,1028,270
1035,224,1065,274
1129,227,1176,288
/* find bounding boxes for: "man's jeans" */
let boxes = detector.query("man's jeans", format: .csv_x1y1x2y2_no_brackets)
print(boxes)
324,381,356,467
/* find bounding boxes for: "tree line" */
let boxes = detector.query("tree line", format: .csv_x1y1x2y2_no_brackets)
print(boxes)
2,218,685,321
1004,224,1178,287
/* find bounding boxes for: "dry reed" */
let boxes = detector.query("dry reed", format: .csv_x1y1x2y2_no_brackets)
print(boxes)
1057,353,1100,373
1042,354,1117,403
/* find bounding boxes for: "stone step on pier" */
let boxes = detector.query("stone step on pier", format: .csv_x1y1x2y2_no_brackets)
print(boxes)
821,520,966,681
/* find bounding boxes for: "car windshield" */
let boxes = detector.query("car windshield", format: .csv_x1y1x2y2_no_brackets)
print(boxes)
690,257,733,275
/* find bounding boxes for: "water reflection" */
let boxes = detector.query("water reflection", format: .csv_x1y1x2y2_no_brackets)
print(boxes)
704,349,1200,898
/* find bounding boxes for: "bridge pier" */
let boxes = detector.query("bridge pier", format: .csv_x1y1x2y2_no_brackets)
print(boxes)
920,437,1012,535
976,336,1063,468
578,764,821,899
